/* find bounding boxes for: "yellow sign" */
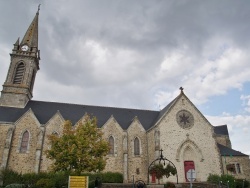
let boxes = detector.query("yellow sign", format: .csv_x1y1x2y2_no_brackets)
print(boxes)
68,176,88,188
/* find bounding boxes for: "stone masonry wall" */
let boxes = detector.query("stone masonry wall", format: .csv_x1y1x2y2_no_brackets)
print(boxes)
0,124,14,168
221,156,250,181
215,135,231,148
101,116,124,174
7,110,41,173
127,118,148,183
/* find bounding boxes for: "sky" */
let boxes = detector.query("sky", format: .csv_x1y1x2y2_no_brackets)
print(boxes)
0,1,250,155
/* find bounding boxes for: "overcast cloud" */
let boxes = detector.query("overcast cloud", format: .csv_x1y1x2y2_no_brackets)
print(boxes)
0,0,250,155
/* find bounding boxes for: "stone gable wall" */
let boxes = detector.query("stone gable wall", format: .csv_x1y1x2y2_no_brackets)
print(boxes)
127,119,147,183
157,95,221,183
7,110,41,173
101,117,124,174
40,113,65,172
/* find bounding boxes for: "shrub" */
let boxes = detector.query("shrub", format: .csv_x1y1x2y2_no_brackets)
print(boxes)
101,172,123,183
207,174,249,188
1,169,22,186
207,173,220,184
164,182,176,188
235,179,249,188
1,169,122,188
36,178,54,188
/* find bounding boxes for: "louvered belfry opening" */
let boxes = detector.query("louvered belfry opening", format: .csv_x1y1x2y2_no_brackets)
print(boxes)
13,62,25,84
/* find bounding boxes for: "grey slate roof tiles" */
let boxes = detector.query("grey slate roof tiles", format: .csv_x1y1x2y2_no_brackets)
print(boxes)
0,100,160,130
214,125,229,135
217,143,248,156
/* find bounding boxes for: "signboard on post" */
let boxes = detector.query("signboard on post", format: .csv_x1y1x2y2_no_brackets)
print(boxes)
186,169,196,182
68,176,88,188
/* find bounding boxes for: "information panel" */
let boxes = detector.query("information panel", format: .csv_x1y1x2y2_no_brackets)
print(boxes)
68,176,88,188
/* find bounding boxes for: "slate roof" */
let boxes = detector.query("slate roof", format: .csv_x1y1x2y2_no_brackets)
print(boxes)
214,125,229,136
0,100,161,130
0,95,233,133
217,143,248,156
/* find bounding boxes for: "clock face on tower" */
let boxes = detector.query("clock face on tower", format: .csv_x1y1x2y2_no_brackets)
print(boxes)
21,45,29,51
176,110,194,129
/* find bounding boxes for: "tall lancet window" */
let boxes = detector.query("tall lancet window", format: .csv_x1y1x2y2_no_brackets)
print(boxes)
13,62,25,84
134,137,140,155
109,136,114,155
20,130,29,153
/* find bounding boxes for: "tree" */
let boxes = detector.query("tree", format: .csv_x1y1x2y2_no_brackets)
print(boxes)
46,115,109,175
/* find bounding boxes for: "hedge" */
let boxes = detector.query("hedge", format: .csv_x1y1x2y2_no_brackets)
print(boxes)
0,169,123,188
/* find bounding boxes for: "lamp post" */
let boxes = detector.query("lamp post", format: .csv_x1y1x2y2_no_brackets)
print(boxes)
147,149,178,184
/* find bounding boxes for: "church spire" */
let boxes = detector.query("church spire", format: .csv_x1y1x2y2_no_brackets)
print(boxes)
0,7,41,108
20,7,39,49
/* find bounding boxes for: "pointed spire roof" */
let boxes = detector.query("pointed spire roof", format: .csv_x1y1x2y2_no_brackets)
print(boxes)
14,37,20,46
20,8,39,48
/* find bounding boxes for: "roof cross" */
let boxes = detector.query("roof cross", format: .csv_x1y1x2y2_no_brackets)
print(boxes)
179,87,184,93
38,4,41,13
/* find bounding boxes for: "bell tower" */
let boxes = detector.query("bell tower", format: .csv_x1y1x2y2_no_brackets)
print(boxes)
0,8,40,108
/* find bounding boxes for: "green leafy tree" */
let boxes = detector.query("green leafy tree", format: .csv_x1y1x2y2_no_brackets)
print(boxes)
46,115,109,175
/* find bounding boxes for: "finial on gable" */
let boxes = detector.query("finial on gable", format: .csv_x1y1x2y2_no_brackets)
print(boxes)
179,86,184,93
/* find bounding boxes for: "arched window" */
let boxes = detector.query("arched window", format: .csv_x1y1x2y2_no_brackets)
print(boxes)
109,136,114,155
134,137,140,155
13,62,25,84
20,130,29,153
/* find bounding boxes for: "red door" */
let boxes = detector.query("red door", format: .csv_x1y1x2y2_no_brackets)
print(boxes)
184,161,195,182
151,172,156,183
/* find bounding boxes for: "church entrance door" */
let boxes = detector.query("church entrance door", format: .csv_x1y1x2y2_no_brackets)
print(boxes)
151,172,156,183
184,161,195,182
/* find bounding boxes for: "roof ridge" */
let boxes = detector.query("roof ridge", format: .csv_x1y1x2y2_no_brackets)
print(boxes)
30,100,159,112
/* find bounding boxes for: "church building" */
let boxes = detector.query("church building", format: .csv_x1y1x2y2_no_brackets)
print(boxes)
0,9,249,183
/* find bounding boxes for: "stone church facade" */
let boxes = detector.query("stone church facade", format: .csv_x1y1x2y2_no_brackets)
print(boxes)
0,10,249,183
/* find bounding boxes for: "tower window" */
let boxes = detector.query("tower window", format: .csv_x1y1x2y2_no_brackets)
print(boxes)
109,136,114,155
20,130,29,153
13,62,25,84
134,137,140,156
